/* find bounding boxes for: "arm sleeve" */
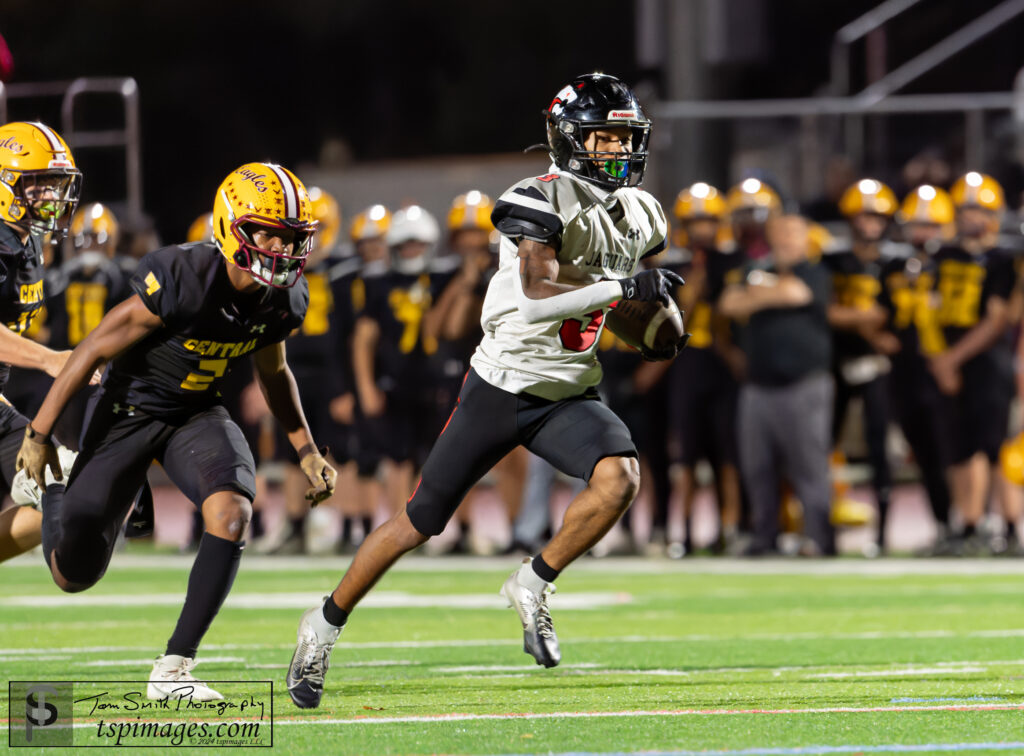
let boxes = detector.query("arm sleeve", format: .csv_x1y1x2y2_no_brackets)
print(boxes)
513,270,622,325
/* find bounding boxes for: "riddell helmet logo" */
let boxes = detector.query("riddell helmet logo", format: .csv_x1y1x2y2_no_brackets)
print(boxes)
235,168,268,193
0,136,25,153
608,110,637,119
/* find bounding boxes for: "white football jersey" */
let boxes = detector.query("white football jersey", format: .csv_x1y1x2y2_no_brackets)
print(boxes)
470,166,667,400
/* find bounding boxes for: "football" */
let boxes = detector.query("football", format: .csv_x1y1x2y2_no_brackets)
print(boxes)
605,298,685,352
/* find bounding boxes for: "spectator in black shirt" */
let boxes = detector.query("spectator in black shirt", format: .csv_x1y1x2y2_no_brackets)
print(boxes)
719,215,834,556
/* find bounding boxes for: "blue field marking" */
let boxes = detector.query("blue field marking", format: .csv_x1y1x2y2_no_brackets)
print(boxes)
519,744,1024,756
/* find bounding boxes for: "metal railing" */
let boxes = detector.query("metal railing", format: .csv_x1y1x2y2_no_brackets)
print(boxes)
830,0,925,95
653,90,1018,198
859,0,1024,104
0,77,143,223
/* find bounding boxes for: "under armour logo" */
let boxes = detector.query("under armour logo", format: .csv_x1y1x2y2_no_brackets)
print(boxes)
250,323,267,334
626,228,641,240
112,403,136,416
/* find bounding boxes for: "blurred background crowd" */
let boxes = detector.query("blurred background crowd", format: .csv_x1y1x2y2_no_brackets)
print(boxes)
3,0,1024,559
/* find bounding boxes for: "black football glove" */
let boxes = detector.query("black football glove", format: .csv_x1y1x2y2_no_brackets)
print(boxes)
640,332,690,362
618,269,685,307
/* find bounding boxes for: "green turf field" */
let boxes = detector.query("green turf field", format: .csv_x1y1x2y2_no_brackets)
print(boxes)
3,551,1024,755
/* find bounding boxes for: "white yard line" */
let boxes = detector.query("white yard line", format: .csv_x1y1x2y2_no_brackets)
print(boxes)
8,553,1024,575
0,590,630,610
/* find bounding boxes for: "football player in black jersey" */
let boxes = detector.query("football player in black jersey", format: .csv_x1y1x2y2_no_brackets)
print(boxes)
929,172,1016,554
329,205,393,547
879,185,956,544
0,121,83,562
352,205,449,517
45,203,131,447
822,179,901,552
666,183,743,555
261,186,348,554
16,162,337,701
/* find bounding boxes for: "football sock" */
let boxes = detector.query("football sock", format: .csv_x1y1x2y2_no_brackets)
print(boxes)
166,533,243,659
289,514,305,537
963,524,976,539
519,554,558,593
361,517,373,538
1008,521,1019,540
320,595,348,630
40,484,65,569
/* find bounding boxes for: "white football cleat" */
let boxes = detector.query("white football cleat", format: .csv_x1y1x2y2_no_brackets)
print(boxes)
501,561,561,668
146,654,223,701
287,603,342,709
10,445,78,509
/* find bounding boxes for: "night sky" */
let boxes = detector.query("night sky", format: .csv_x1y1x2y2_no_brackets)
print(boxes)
2,0,1020,238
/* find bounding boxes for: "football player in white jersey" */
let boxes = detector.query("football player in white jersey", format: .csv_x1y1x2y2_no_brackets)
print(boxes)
286,73,688,709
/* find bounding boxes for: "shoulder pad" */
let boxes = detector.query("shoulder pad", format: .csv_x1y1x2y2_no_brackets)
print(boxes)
491,176,567,248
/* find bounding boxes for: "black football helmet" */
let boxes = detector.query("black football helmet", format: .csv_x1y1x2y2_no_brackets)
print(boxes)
544,73,651,190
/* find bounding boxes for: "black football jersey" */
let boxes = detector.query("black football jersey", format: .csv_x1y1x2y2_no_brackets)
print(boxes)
426,260,480,387
878,254,945,388
933,245,1015,346
101,242,308,419
0,222,46,395
47,253,130,350
286,260,338,368
361,269,449,391
821,247,888,361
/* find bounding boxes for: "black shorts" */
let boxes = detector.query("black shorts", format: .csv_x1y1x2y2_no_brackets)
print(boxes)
64,389,256,522
406,369,637,536
275,371,356,465
666,350,738,466
361,390,440,468
0,401,29,496
944,354,1014,464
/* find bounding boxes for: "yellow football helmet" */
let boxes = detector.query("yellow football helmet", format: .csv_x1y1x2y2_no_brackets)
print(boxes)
187,211,214,243
448,190,495,232
839,178,898,218
726,178,782,218
0,121,82,235
308,186,341,253
211,162,317,288
70,202,119,254
350,204,392,242
950,171,1005,212
674,182,726,221
898,185,955,225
